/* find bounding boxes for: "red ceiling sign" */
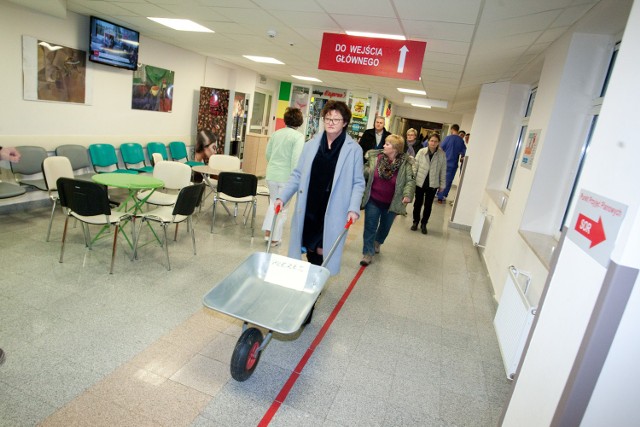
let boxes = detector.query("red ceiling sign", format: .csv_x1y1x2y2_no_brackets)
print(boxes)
318,33,426,81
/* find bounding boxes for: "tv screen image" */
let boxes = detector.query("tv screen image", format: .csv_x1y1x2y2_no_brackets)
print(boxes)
89,16,139,71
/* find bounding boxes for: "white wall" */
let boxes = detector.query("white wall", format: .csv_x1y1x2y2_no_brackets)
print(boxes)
502,0,639,424
565,3,640,422
0,2,261,151
0,3,203,149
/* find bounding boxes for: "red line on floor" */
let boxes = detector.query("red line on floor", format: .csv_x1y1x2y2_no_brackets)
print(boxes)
257,265,367,426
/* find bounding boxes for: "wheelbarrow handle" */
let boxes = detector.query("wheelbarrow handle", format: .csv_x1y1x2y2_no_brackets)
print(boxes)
320,217,353,268
266,202,281,253
268,202,353,263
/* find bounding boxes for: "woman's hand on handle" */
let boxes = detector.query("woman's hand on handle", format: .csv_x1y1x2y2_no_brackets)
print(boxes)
347,210,359,227
274,199,283,213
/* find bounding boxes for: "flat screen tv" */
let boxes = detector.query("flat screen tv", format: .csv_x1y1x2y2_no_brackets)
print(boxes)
89,16,139,71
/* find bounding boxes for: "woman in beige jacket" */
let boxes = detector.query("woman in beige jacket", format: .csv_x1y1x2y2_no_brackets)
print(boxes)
412,133,446,234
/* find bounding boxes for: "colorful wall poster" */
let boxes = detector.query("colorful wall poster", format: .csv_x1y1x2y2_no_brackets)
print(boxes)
197,87,229,154
521,129,541,169
131,64,174,112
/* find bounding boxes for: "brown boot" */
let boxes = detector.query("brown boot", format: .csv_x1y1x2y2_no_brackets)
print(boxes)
360,254,373,266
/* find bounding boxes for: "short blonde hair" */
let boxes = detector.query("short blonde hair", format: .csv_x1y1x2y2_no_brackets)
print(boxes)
385,134,405,153
406,128,417,137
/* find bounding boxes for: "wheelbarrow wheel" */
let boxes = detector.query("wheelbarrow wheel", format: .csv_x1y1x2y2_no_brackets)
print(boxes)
230,327,263,381
303,303,315,326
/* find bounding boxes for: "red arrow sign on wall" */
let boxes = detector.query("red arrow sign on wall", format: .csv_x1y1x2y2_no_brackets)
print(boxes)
575,214,606,248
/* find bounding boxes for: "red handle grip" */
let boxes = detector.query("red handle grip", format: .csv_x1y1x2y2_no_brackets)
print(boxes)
345,218,353,229
274,204,281,214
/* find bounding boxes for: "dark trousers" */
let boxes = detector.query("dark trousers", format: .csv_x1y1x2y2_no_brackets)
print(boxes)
413,185,438,225
306,251,323,266
437,164,457,200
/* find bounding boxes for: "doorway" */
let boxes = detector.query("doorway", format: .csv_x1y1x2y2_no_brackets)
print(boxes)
250,90,272,135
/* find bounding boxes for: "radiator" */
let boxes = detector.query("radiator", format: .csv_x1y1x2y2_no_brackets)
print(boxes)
494,266,536,379
470,207,491,247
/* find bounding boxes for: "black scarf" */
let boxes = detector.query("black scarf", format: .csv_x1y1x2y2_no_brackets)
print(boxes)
303,130,347,251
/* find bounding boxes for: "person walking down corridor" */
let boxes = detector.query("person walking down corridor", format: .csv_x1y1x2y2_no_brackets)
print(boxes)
360,134,415,266
412,133,446,234
275,100,365,275
436,124,466,203
405,128,420,157
261,107,304,247
358,115,390,163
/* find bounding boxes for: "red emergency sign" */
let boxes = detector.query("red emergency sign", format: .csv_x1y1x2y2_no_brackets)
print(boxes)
318,33,426,81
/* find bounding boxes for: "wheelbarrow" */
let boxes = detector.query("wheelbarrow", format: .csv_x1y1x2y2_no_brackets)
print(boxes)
203,206,352,381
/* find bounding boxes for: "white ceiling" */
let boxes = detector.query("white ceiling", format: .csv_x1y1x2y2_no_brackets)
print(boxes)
11,0,601,114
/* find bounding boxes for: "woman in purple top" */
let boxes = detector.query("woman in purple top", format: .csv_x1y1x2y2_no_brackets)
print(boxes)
360,134,415,266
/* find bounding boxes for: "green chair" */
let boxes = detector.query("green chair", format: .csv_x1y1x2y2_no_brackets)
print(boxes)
169,141,203,167
147,142,169,165
88,144,137,174
120,142,153,174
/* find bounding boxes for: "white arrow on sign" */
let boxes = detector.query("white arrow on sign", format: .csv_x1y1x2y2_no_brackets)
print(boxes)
397,45,409,73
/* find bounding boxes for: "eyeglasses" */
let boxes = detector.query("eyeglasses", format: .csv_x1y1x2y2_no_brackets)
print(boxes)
323,117,343,125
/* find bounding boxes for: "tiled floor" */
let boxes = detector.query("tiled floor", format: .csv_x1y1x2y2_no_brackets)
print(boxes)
0,186,511,426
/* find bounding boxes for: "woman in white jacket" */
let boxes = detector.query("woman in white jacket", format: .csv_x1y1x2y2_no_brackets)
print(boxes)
412,133,446,234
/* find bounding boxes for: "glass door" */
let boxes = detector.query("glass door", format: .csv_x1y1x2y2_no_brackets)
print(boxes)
250,91,272,135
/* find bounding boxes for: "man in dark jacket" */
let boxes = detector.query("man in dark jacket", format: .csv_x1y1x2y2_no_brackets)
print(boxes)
358,115,390,162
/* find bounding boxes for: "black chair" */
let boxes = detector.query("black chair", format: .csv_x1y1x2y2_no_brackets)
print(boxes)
211,172,258,235
133,183,205,270
56,177,131,274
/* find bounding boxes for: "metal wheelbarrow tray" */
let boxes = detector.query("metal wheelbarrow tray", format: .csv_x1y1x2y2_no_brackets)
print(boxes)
203,211,352,381
203,252,330,335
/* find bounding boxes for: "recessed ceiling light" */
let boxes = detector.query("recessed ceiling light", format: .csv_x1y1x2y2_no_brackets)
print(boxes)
411,103,431,109
405,96,448,109
148,18,214,32
291,75,322,82
346,31,406,41
243,55,285,64
398,88,426,95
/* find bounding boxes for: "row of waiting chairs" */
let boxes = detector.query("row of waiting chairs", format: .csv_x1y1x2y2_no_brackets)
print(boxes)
11,141,203,187
9,141,201,190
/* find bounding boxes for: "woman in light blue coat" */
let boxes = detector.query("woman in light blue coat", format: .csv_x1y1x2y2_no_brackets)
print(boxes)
276,100,365,275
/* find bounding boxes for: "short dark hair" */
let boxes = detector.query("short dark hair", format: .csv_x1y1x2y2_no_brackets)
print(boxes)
283,107,304,127
321,100,351,125
459,130,466,136
451,124,460,132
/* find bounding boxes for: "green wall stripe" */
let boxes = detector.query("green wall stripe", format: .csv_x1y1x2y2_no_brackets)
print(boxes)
279,82,292,101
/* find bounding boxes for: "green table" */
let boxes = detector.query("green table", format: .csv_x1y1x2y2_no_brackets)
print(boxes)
92,173,164,247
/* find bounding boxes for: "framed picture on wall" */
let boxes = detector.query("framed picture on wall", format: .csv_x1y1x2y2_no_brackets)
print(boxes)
22,35,92,104
131,63,174,112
